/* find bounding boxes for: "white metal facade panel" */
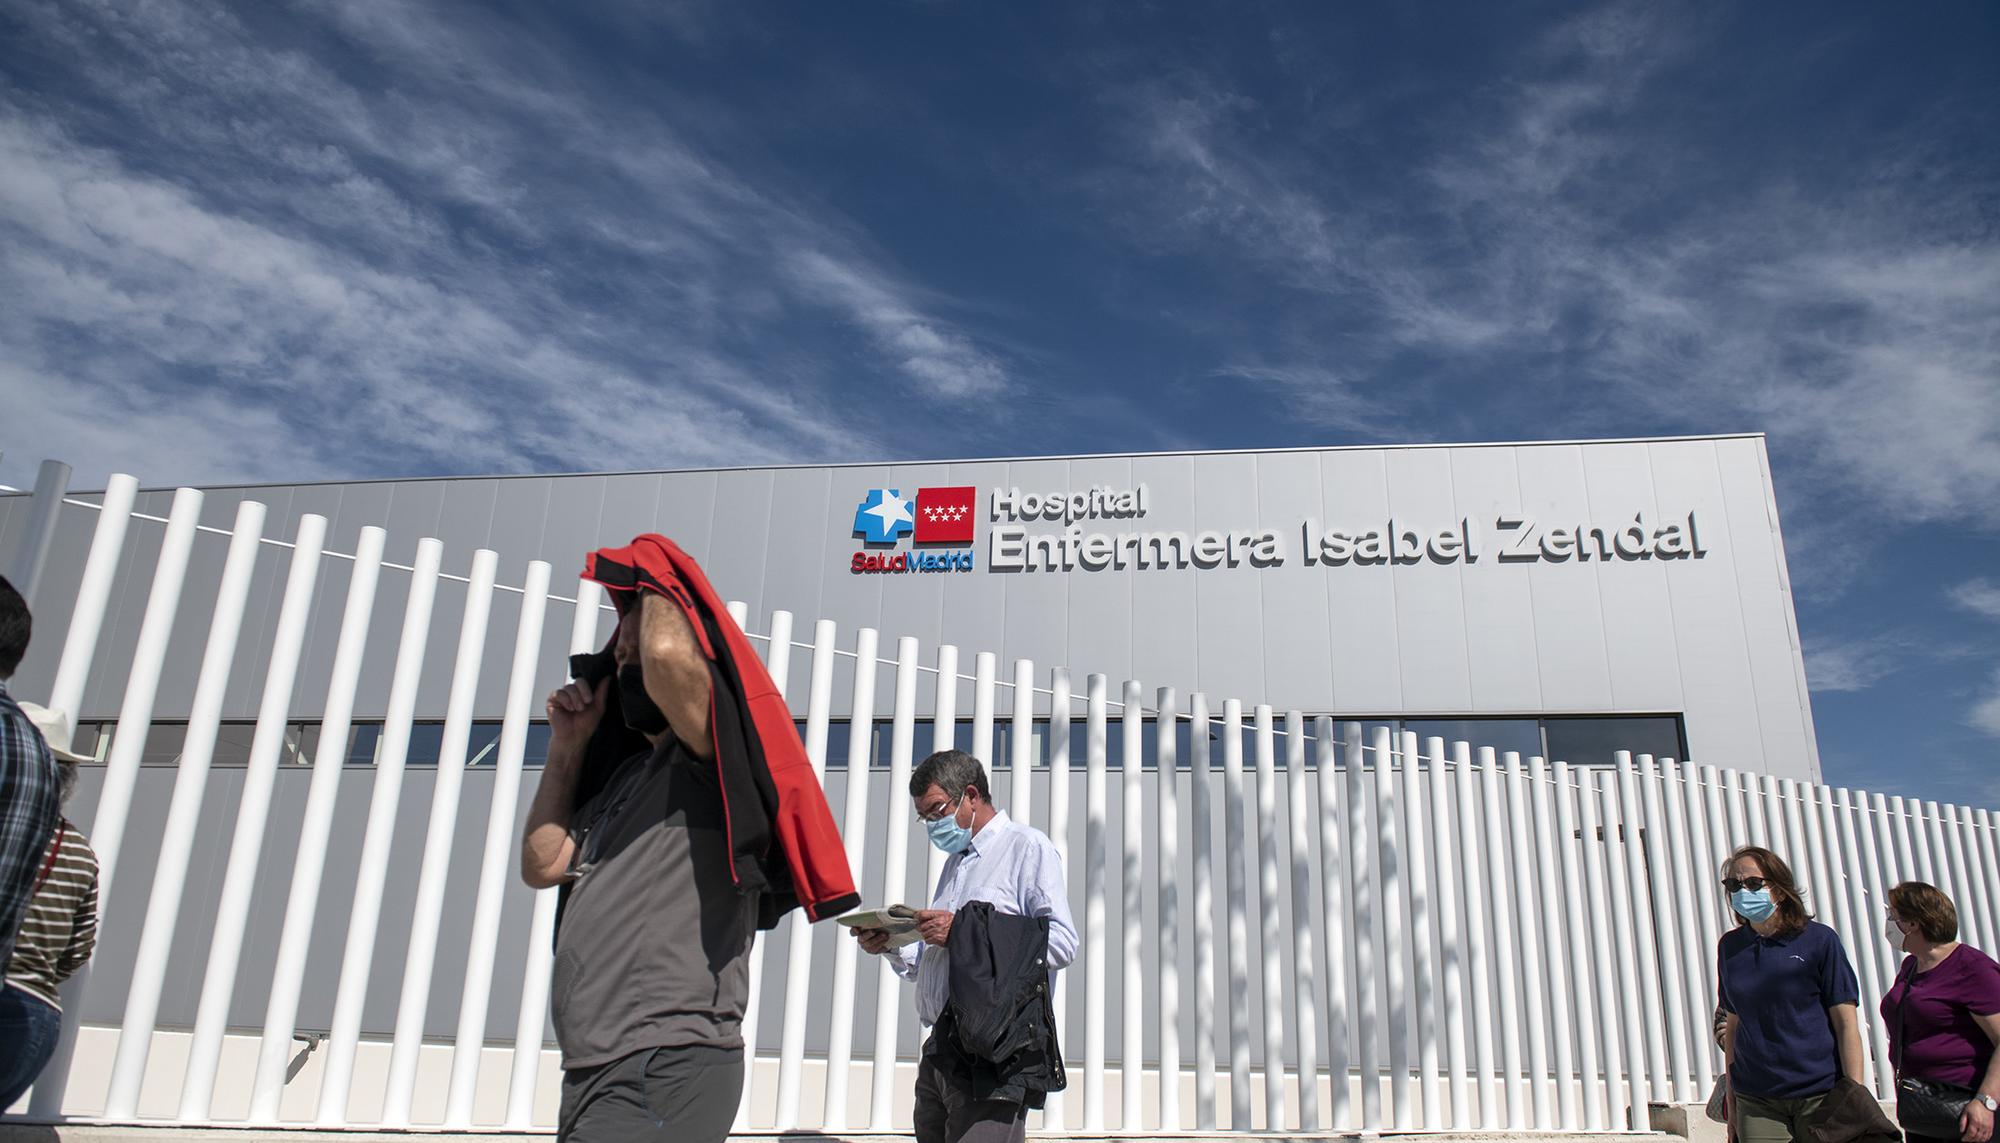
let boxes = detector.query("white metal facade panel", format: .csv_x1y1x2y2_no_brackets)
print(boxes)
3,435,1820,778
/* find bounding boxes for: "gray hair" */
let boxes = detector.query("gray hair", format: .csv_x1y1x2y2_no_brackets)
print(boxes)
909,749,991,804
58,761,80,804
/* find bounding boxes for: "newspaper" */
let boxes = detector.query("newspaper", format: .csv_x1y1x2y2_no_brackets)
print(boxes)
835,903,924,950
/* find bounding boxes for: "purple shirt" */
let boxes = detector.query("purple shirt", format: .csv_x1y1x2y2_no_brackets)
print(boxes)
1882,943,2000,1090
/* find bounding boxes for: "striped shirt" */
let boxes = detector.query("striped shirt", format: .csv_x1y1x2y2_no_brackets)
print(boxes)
0,681,61,969
4,817,99,1009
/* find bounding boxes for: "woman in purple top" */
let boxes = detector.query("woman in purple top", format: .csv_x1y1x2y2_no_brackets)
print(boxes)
1882,881,2000,1143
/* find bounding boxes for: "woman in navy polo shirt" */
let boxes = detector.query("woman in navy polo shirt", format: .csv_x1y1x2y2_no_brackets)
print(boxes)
1716,845,1868,1143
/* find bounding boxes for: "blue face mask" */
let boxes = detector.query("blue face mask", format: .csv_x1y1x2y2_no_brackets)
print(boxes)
1732,887,1777,923
925,798,973,854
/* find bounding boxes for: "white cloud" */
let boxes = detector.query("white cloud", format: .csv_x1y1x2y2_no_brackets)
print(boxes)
785,250,1011,399
1803,635,1910,694
0,0,1008,490
1092,1,2000,539
1948,579,2000,623
1971,669,2000,738
1209,364,1408,438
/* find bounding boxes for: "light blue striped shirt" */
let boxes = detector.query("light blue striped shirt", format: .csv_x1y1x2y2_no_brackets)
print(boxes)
889,810,1078,1025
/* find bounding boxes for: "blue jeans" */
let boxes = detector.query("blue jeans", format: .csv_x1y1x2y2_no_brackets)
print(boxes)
0,987,61,1109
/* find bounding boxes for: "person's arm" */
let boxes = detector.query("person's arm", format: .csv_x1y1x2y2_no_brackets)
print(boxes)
55,865,99,980
1828,1003,1866,1085
1958,1010,2000,1143
1028,840,1078,970
520,677,607,888
637,593,712,762
1820,928,1866,1083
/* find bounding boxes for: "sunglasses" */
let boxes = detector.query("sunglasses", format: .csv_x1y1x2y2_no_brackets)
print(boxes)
1721,876,1770,893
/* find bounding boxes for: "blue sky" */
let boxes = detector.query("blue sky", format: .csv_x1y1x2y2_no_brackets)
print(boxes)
1,1,1995,804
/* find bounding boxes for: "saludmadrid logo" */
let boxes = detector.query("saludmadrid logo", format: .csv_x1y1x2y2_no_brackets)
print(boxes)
850,487,977,574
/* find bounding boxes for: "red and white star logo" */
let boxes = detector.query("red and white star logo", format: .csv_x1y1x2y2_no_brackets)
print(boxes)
913,487,976,544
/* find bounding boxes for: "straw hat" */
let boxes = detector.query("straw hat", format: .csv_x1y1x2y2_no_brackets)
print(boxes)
17,701,89,764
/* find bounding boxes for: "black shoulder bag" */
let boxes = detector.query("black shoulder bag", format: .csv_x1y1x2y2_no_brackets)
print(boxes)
1892,958,1979,1138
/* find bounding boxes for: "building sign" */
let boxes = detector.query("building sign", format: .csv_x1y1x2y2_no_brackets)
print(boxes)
850,487,978,574
852,484,1708,575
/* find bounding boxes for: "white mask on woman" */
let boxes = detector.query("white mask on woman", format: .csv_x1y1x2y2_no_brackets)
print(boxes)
1886,918,1909,951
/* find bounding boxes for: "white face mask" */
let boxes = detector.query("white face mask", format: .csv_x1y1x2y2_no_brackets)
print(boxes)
1886,918,1909,951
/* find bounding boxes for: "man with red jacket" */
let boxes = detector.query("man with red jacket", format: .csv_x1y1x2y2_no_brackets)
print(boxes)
522,536,856,1143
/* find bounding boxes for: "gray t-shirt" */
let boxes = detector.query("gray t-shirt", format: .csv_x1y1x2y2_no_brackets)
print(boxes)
552,737,756,1069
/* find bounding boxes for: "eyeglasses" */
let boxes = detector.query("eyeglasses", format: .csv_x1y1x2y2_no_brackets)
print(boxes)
916,794,963,824
1721,876,1770,893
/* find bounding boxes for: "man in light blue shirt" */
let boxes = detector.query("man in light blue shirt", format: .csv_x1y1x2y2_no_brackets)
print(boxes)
854,749,1076,1143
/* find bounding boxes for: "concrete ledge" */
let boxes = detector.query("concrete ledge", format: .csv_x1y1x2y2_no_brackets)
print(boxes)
1,1126,1671,1143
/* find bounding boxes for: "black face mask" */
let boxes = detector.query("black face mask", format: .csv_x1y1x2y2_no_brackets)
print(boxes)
617,663,670,735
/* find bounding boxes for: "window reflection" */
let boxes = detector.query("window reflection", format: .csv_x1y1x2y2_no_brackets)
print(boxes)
70,711,1687,770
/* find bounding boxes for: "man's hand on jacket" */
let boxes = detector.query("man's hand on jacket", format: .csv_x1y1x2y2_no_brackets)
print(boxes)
915,909,953,947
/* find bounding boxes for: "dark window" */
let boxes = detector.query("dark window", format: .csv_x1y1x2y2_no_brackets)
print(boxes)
1402,718,1544,761
1542,715,1686,767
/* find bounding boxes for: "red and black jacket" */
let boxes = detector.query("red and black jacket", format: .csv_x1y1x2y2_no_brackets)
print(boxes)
567,535,859,930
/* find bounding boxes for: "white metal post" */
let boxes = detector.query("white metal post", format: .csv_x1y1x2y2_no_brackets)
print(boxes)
1372,725,1411,1130
971,651,997,768
104,498,267,1120
1479,747,1524,1128
1662,760,1717,1101
444,560,551,1128
1554,762,1605,1130
1287,712,1321,1131
821,626,879,1132
1425,738,1467,1130
45,473,139,720
1454,741,1497,1128
1887,795,1918,882
1189,693,1216,1131
1314,718,1352,1131
867,636,921,1131
925,644,959,902
745,606,793,1127
1009,659,1035,826
1157,689,1183,1131
317,537,444,1126
1689,765,1730,1044
182,512,328,1120
252,525,388,1121
767,614,824,1129
1254,707,1289,1130
1637,756,1695,1103
32,481,203,1119
1528,755,1577,1127
1346,722,1381,1132
1083,674,1109,1131
1602,764,1652,1127
506,579,606,1130
1722,767,1749,851
6,458,71,606
1122,680,1146,1131
1832,787,1887,1092
1618,756,1671,1099
1044,668,1073,1130
1500,752,1551,1129
1222,700,1252,1129
1399,731,1440,1129
382,548,499,1126
1578,772,1629,1127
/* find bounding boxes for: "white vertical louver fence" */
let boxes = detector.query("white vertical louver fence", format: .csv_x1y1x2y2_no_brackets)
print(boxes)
4,471,1998,1134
